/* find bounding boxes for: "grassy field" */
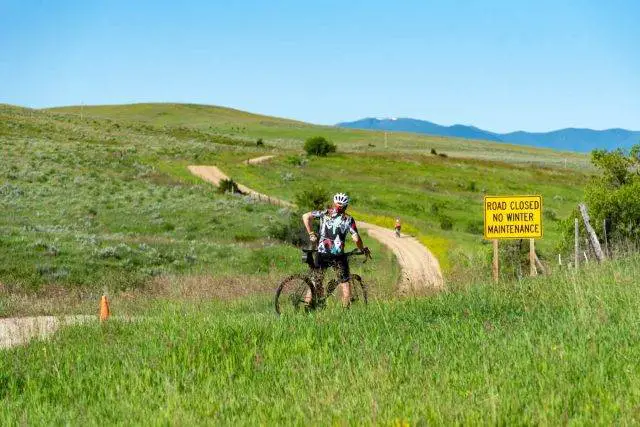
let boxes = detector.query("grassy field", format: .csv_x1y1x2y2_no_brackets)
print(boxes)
0,105,397,315
2,255,640,424
46,103,592,275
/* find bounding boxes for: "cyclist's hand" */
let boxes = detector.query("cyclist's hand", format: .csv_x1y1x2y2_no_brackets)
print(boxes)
309,232,319,244
363,247,372,259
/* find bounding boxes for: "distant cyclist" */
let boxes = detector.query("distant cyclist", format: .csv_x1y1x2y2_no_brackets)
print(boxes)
302,193,371,307
394,217,401,237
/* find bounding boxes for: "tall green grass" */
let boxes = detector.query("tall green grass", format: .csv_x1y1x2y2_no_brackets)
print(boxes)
3,256,640,424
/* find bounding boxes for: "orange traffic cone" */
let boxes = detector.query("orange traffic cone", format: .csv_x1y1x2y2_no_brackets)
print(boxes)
99,295,110,322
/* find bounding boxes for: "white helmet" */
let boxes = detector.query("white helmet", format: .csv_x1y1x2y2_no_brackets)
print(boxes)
333,192,349,207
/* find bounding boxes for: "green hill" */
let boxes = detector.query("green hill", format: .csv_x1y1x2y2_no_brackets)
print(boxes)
49,103,590,168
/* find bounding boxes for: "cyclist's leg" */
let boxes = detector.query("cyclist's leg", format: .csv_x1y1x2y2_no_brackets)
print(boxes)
333,255,351,307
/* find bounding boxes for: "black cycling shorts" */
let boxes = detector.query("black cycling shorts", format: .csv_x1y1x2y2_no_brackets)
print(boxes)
316,253,350,283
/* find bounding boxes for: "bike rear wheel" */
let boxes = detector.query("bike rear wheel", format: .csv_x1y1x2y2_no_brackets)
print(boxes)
275,274,315,315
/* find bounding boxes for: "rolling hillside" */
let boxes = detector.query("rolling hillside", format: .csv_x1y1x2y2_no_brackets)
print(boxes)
49,103,590,168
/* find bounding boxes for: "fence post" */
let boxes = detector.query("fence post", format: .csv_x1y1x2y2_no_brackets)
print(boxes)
578,203,605,262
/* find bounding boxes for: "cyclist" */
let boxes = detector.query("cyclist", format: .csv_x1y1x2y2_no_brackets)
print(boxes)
394,217,401,237
302,193,371,307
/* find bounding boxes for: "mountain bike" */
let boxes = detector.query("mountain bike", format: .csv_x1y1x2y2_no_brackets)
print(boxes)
274,249,370,315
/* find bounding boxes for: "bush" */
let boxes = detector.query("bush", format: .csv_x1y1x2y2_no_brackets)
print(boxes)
295,185,330,211
543,208,558,222
430,148,437,155
439,215,454,230
438,152,448,158
465,220,484,235
431,200,447,215
304,136,336,157
256,138,264,147
286,155,307,167
218,178,242,194
268,210,309,247
560,144,640,251
486,239,532,280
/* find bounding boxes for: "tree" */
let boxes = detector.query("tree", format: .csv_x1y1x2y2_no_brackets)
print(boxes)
303,136,336,157
560,144,640,250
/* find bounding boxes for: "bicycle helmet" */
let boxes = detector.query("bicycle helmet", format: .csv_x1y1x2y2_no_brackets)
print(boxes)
333,192,349,207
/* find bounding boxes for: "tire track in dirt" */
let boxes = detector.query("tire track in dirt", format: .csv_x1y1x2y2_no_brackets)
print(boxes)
188,162,444,293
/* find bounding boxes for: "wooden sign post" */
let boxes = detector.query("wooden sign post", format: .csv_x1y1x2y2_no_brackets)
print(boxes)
529,238,537,276
484,195,544,282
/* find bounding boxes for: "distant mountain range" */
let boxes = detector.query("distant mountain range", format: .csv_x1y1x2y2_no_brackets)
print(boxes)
336,118,640,152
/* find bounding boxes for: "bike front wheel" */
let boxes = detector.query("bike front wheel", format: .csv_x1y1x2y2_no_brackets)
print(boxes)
275,274,315,315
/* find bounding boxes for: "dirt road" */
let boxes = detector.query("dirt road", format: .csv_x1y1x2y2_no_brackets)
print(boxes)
244,155,275,165
0,316,92,350
189,163,444,293
358,222,443,293
188,165,294,208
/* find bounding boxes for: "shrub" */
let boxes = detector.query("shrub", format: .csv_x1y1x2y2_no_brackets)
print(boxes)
303,136,336,157
431,200,447,215
430,148,437,155
286,155,307,167
218,178,242,194
256,138,264,147
465,220,484,235
268,210,309,247
467,181,477,192
295,185,330,211
486,239,533,280
439,215,454,230
438,152,448,158
543,208,558,222
559,144,640,251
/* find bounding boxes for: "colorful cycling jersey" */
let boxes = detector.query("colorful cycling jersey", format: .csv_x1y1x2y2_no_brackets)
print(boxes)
312,208,359,255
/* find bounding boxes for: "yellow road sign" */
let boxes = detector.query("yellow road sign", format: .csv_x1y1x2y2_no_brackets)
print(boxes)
484,195,543,239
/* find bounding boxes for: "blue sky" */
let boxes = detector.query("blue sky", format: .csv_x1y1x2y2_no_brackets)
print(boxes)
1,0,638,132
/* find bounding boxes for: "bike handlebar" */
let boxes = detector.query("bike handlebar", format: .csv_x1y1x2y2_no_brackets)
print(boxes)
301,248,372,262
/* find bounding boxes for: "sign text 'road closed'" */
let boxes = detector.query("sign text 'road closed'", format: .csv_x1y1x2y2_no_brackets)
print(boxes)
484,195,543,239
